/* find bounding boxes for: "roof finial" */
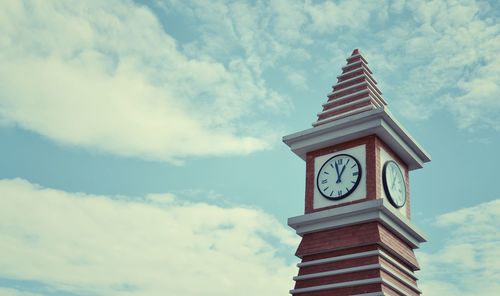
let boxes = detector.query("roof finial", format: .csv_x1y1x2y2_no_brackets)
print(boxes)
351,48,360,56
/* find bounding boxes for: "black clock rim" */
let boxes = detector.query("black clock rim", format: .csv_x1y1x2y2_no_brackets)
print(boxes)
382,160,407,208
316,153,362,201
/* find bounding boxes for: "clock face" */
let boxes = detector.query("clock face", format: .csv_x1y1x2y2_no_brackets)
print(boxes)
316,154,362,200
382,160,406,208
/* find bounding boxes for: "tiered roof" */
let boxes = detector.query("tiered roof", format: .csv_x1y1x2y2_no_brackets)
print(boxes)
314,49,387,127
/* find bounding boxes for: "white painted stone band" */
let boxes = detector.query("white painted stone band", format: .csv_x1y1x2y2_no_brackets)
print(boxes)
317,96,372,117
379,249,416,279
364,70,378,85
289,276,418,295
346,53,368,65
327,81,368,97
290,277,382,294
313,105,375,127
342,60,367,70
380,262,421,293
332,72,367,88
297,250,379,267
294,263,380,280
296,248,416,280
337,63,373,78
383,276,420,295
323,89,370,107
336,66,365,79
293,261,419,292
288,199,427,247
283,107,431,169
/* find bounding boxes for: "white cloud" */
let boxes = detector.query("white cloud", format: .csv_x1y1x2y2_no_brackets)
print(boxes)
0,0,291,164
305,1,387,33
0,178,298,296
0,0,498,164
385,0,500,130
417,199,500,296
0,288,42,296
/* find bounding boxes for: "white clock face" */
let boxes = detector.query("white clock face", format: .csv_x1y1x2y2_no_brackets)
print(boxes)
316,154,362,200
382,161,406,208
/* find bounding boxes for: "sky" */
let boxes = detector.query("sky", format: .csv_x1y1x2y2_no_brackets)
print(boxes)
0,0,499,295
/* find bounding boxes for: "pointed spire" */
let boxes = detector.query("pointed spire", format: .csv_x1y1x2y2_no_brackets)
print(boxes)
313,49,387,127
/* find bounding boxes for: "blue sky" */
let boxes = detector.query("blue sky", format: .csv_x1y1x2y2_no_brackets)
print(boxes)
0,0,499,295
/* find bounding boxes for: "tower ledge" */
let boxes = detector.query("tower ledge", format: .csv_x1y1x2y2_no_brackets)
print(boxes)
288,198,427,249
283,107,431,170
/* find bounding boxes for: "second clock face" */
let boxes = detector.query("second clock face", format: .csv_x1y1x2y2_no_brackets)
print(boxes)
316,154,362,200
382,160,407,208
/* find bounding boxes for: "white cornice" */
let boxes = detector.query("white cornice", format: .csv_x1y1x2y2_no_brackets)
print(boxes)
323,89,370,107
292,262,420,293
297,250,379,267
282,107,431,170
296,248,416,280
346,53,368,65
290,277,383,294
313,105,376,126
332,73,366,88
317,96,372,117
327,81,368,97
288,199,427,248
294,264,380,280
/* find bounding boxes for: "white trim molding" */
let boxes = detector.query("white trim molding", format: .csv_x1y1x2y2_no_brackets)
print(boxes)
317,96,372,117
292,262,420,293
346,53,369,65
283,107,431,170
313,105,376,126
290,276,419,295
327,81,368,97
288,199,427,248
297,250,379,267
294,264,380,281
290,277,382,294
323,89,370,107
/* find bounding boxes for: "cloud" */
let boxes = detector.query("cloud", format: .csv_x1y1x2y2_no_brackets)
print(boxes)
381,0,500,130
305,1,388,33
0,0,498,165
417,199,500,296
0,288,42,296
0,178,298,296
0,0,291,164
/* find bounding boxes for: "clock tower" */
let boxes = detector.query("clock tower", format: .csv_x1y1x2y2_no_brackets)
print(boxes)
284,49,430,295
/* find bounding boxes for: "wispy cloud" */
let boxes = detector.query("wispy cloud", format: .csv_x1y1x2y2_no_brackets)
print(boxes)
0,0,497,164
417,199,500,295
0,0,291,164
0,178,298,296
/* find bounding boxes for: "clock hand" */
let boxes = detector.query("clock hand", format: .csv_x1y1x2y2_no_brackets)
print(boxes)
391,177,397,189
334,162,341,183
339,164,346,179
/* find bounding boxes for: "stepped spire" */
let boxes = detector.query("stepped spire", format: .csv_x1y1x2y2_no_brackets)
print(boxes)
313,49,387,127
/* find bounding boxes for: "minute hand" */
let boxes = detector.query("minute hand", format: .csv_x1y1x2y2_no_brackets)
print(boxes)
337,164,346,183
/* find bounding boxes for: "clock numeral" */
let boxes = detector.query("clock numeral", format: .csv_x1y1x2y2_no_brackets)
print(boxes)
337,190,342,196
352,171,359,176
321,179,328,184
345,187,349,192
336,159,343,165
324,171,329,175
345,159,350,165
323,187,329,192
351,164,356,169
